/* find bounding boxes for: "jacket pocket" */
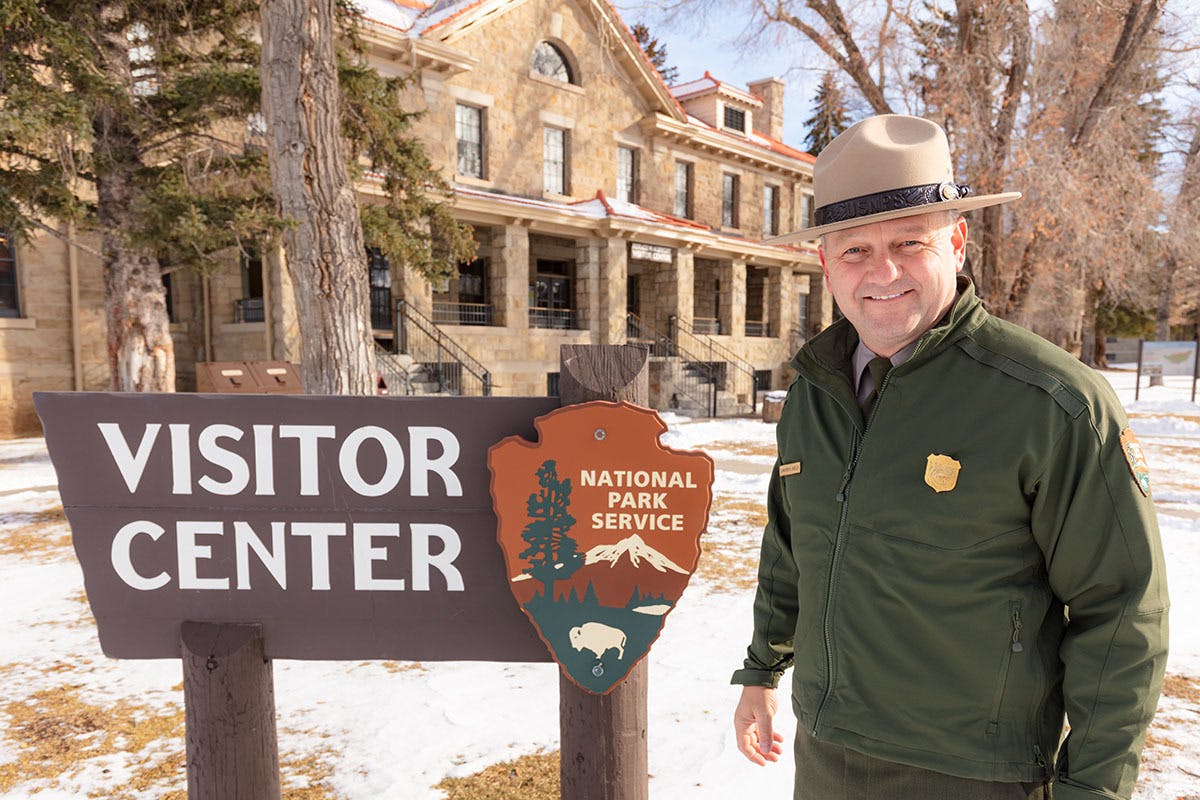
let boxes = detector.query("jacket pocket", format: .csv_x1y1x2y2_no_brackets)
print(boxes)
986,601,1023,735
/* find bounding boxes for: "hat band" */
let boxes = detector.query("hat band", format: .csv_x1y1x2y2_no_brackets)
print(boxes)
814,182,972,227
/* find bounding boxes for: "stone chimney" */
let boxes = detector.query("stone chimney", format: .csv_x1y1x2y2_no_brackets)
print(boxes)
748,77,785,141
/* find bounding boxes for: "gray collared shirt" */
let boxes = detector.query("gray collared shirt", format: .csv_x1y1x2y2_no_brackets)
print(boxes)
852,340,918,406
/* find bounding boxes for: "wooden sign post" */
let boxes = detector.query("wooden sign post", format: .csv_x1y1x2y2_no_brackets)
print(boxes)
559,344,650,800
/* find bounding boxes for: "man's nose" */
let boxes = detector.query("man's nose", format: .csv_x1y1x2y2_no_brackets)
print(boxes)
865,254,902,282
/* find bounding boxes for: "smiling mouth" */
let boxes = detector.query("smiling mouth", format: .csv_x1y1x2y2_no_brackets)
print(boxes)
866,290,912,301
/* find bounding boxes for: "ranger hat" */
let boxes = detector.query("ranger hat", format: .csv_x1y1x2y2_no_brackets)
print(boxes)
768,114,1020,243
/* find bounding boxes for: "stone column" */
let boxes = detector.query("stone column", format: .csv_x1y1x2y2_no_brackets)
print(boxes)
768,266,789,339
598,238,628,345
576,237,601,336
654,249,693,338
492,225,530,330
808,271,835,333
721,259,746,338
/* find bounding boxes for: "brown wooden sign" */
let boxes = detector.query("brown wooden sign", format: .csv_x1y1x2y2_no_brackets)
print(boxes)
34,392,559,662
488,401,714,694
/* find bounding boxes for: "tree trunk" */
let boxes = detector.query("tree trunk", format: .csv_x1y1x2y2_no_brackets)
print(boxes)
261,0,374,395
1154,254,1177,341
93,104,175,393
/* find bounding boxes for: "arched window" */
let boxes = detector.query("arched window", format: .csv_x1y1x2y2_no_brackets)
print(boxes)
531,41,574,83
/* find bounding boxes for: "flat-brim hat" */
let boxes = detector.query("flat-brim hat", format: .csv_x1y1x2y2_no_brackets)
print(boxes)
767,114,1020,243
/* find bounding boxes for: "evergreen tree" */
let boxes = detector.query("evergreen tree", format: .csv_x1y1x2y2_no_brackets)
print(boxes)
519,459,584,598
0,0,269,391
802,72,851,155
630,22,679,85
0,0,474,393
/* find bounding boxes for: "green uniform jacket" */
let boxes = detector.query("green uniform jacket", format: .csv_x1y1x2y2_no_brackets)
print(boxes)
732,280,1168,800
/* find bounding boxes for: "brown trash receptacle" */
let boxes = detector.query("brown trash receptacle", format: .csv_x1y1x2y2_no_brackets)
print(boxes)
761,391,786,423
195,361,304,394
246,361,304,394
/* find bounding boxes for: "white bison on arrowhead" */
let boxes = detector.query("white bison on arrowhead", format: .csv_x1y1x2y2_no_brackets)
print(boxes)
568,622,627,661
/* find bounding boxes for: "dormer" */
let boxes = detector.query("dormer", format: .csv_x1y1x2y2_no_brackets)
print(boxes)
669,71,764,137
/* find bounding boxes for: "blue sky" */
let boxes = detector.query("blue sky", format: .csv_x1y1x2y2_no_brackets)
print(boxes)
612,2,831,151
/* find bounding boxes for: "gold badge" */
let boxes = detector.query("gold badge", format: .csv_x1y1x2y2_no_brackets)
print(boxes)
924,454,961,493
1120,427,1151,497
779,461,803,477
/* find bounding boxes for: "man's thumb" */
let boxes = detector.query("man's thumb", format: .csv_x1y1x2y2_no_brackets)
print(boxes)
758,718,774,754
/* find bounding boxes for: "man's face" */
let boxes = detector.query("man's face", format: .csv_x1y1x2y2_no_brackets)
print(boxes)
819,212,967,357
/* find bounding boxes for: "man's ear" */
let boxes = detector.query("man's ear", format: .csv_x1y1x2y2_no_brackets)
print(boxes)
819,245,831,290
951,217,968,272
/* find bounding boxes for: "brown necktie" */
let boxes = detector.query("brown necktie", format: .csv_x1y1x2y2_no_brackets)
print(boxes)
862,355,893,418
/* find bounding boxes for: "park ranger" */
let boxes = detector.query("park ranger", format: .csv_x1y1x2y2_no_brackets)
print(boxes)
731,114,1168,800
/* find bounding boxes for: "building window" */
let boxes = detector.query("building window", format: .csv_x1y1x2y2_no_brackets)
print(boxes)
722,173,740,228
162,272,176,323
235,245,265,322
797,291,810,339
544,127,568,194
0,231,19,317
801,192,815,228
530,259,576,329
532,41,573,83
674,161,693,219
764,184,780,236
367,247,393,330
434,258,493,326
547,372,561,397
723,105,746,133
455,104,484,179
617,146,638,203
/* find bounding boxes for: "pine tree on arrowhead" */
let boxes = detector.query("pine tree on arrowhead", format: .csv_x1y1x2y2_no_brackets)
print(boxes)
803,71,852,156
519,460,582,597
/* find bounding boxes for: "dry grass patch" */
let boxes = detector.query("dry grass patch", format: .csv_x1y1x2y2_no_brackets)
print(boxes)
705,441,777,459
1162,673,1200,704
0,683,344,799
434,750,559,800
695,495,767,592
0,505,71,560
0,685,186,795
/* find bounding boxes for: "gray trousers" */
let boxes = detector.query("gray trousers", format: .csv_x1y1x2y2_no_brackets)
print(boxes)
794,727,1051,800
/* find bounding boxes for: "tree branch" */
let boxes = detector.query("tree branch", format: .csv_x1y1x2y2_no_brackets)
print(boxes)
1072,0,1162,149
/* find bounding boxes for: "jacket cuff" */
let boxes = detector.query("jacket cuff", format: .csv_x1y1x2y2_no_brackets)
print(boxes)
1049,779,1117,800
730,668,782,688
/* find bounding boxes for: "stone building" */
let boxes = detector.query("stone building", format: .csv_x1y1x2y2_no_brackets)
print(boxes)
0,0,828,436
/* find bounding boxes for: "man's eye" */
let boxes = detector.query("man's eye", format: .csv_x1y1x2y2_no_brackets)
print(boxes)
843,247,863,256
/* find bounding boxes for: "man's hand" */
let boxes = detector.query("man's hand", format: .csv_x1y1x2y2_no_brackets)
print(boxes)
734,685,785,765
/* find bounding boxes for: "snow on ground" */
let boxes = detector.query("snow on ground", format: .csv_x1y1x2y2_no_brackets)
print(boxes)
0,373,1197,798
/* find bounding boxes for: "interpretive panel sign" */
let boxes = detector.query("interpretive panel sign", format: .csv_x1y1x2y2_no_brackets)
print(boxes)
34,392,559,662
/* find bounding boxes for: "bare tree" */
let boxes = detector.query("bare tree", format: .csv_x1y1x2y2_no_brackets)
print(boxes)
260,0,375,395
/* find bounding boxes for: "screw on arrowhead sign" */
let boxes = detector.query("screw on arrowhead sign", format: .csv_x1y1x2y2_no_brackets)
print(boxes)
488,401,714,694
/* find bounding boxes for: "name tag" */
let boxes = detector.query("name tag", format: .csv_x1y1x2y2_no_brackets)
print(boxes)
780,461,802,477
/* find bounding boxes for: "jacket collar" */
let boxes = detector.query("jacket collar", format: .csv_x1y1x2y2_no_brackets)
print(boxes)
793,275,989,392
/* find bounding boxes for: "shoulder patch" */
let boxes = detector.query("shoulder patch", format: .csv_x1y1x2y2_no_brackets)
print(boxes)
1120,427,1151,497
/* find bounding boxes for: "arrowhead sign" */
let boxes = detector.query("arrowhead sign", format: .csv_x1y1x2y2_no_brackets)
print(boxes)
488,401,714,694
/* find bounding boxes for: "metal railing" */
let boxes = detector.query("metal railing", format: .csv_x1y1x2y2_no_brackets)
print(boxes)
374,341,410,396
234,297,264,323
433,301,494,326
626,312,719,416
530,307,579,330
394,298,491,396
672,315,760,411
744,319,771,338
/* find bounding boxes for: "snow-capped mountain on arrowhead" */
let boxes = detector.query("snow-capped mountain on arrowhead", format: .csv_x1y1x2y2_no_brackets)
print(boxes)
585,534,688,574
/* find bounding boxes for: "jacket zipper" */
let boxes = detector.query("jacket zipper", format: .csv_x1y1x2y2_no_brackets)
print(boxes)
987,602,1023,735
811,369,893,736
